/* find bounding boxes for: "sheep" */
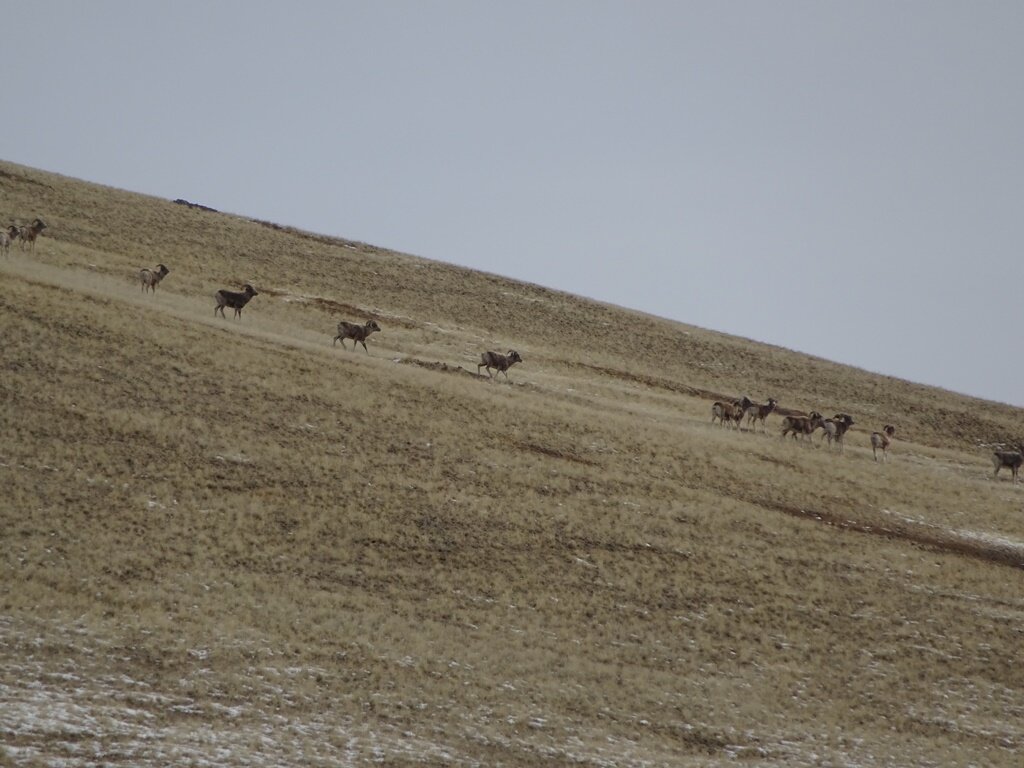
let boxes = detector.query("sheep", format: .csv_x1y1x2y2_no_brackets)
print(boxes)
18,218,46,253
819,413,855,452
478,350,523,379
871,425,896,462
711,399,745,429
214,284,259,319
992,450,1023,483
743,397,778,432
3,224,21,256
781,411,824,441
139,264,170,293
333,319,381,352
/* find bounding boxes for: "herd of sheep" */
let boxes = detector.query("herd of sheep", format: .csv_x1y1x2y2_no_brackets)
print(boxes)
712,396,896,462
134,261,527,380
7,219,1021,482
1,218,46,256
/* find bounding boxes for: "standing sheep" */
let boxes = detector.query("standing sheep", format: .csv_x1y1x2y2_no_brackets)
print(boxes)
139,264,170,293
870,425,896,462
18,218,46,253
992,450,1023,483
214,284,259,319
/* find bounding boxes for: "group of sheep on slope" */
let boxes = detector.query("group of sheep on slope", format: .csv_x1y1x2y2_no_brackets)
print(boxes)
711,396,895,460
9,219,1017,480
1,218,46,256
135,262,524,381
711,395,1024,481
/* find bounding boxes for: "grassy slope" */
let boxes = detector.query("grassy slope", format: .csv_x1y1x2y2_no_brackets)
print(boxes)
2,159,1023,766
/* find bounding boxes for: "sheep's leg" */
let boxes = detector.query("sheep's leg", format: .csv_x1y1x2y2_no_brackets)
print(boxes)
361,340,369,353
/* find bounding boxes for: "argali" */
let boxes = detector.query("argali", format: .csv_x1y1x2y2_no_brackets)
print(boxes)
478,350,523,379
871,425,896,463
18,218,46,253
743,397,778,433
0,227,13,257
992,450,1023,483
333,319,381,353
711,399,745,429
820,413,855,452
214,284,259,319
781,411,824,442
139,264,170,293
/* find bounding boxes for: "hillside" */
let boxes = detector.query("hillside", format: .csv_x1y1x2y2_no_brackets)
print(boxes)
2,158,1023,766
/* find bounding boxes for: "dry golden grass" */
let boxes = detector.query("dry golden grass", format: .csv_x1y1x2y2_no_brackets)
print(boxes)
2,159,1024,766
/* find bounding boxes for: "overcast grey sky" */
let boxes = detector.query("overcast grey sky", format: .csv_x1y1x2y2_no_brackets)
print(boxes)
7,2,1023,405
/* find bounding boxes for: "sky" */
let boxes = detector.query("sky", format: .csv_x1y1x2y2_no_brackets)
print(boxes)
6,2,1024,406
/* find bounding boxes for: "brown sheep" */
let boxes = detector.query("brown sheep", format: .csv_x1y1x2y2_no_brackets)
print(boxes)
214,284,259,319
711,400,745,429
992,450,1023,483
781,411,824,441
333,319,381,352
478,350,523,379
819,413,855,452
870,425,896,462
18,218,46,253
743,397,778,433
139,264,170,293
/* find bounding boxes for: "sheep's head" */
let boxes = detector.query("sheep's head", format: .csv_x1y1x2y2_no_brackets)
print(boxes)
367,320,381,333
243,284,258,296
507,350,523,363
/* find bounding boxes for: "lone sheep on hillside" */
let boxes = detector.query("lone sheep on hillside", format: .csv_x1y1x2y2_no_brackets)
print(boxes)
333,319,381,352
214,284,259,319
478,350,523,379
992,450,1023,483
139,264,170,293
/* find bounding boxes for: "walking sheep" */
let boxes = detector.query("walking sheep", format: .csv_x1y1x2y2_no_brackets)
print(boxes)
214,284,259,319
992,450,1023,483
478,350,523,379
711,400,745,429
139,264,170,293
781,411,824,442
743,397,778,433
333,319,381,352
